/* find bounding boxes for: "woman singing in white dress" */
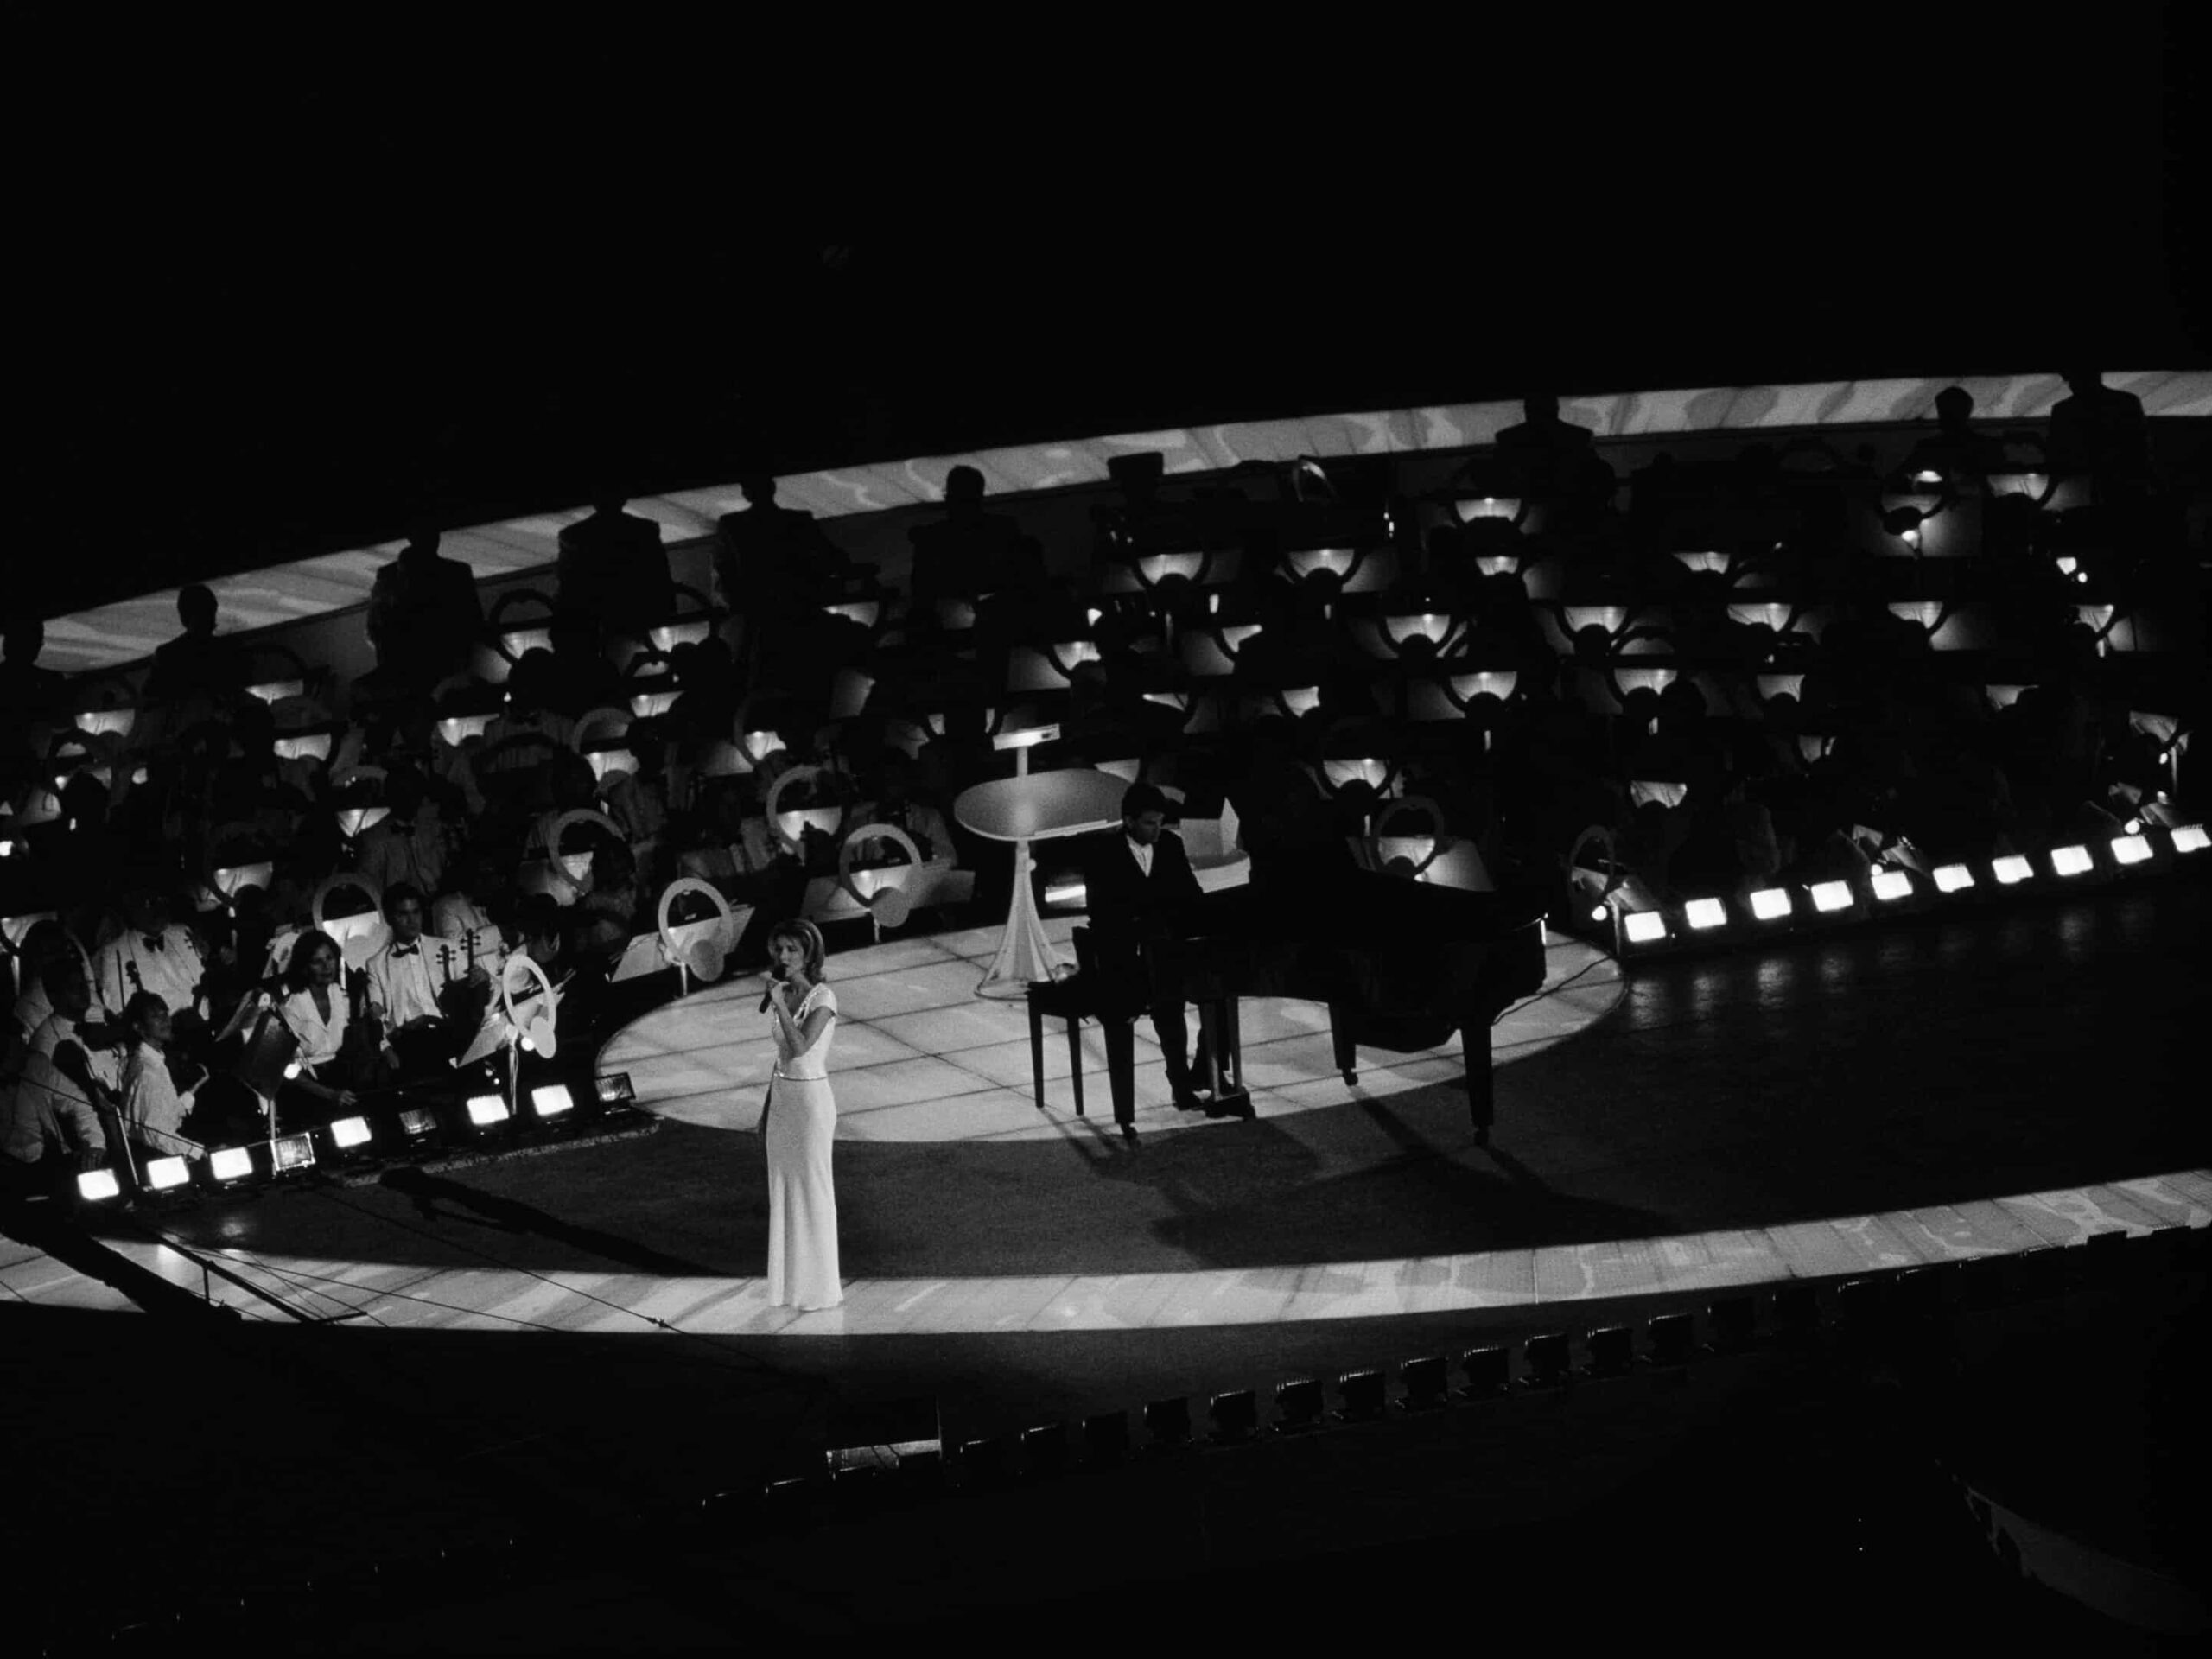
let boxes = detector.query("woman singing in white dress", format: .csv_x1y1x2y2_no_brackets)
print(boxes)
761,918,842,1311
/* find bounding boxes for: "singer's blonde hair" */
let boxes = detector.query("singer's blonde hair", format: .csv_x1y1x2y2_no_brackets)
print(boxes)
766,918,827,982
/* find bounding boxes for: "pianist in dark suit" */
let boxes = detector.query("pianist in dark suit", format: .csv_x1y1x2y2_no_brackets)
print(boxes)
1078,782,1208,1111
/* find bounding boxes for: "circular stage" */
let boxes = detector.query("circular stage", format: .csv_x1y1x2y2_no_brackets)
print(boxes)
601,916,1623,1144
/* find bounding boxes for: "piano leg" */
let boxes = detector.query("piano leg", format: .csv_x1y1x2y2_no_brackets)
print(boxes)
1196,997,1253,1120
1462,1018,1495,1145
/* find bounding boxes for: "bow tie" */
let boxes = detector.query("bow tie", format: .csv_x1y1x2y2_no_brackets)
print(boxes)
391,943,420,957
143,936,166,952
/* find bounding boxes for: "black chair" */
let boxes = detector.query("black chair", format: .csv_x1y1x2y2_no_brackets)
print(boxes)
1024,925,1138,1138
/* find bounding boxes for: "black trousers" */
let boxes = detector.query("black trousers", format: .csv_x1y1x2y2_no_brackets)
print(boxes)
1089,933,1198,1090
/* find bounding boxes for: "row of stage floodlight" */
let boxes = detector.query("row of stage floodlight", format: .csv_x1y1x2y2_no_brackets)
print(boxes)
72,1074,639,1207
1602,823,2208,952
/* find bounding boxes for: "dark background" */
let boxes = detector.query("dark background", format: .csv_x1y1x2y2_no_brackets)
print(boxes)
10,16,2205,623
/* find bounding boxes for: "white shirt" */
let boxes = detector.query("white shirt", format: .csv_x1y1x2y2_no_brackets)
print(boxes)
12,976,54,1044
1126,834,1154,877
280,986,349,1070
364,935,465,1027
121,1040,199,1156
32,1011,124,1095
93,926,205,1018
431,896,505,976
3,1046,108,1164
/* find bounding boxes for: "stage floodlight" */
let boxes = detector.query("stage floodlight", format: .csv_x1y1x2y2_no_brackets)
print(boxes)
1871,869,1913,902
531,1084,575,1120
1522,1332,1570,1388
465,1094,511,1130
397,1106,439,1141
2050,844,2093,878
1459,1345,1510,1398
1809,880,1853,913
272,1134,315,1174
1142,1397,1192,1450
1400,1355,1450,1410
76,1167,123,1203
1992,855,2032,886
595,1073,636,1105
1586,1326,1634,1377
1748,887,1792,921
1337,1369,1387,1421
2108,834,2151,867
329,1116,372,1151
1020,1423,1071,1478
1648,1312,1695,1366
2172,825,2209,854
1708,1296,1756,1351
209,1146,255,1185
143,1156,191,1192
1684,898,1727,931
1083,1411,1131,1464
1208,1389,1258,1445
1622,911,1668,944
1273,1379,1325,1433
959,1436,1017,1487
1933,862,1975,893
1772,1284,1821,1341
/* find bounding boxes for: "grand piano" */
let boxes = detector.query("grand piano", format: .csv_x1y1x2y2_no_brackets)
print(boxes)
1100,869,1549,1144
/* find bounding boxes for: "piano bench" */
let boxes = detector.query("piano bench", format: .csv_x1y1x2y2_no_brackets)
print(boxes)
1024,977,1138,1129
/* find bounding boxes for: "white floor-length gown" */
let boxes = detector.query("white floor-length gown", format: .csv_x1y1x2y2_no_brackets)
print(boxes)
764,982,842,1310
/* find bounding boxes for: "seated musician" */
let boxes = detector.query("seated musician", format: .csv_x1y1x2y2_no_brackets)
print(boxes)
2,1025,109,1197
269,927,371,1122
362,883,485,1079
118,991,251,1159
1077,782,1209,1112
431,843,507,976
92,884,213,1067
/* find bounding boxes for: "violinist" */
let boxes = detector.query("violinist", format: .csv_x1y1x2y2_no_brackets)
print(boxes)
362,883,483,1078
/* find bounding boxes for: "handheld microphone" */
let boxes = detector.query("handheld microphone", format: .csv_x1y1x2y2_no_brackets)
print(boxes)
758,967,785,1014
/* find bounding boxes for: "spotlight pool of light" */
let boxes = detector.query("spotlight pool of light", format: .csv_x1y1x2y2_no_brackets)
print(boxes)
143,1156,191,1192
466,1095,511,1128
1871,869,1913,902
1809,880,1853,913
531,1084,575,1120
2174,825,2209,854
209,1146,254,1184
1684,899,1727,931
2050,844,2093,877
1622,912,1668,944
1748,887,1792,921
329,1116,372,1150
1934,863,1975,893
1993,855,2032,886
76,1167,122,1202
2111,835,2152,866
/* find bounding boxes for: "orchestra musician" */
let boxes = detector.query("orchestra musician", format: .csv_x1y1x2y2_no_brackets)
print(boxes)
362,883,486,1080
92,884,213,1065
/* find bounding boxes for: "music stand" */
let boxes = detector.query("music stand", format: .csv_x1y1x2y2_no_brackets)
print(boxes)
952,762,1127,999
